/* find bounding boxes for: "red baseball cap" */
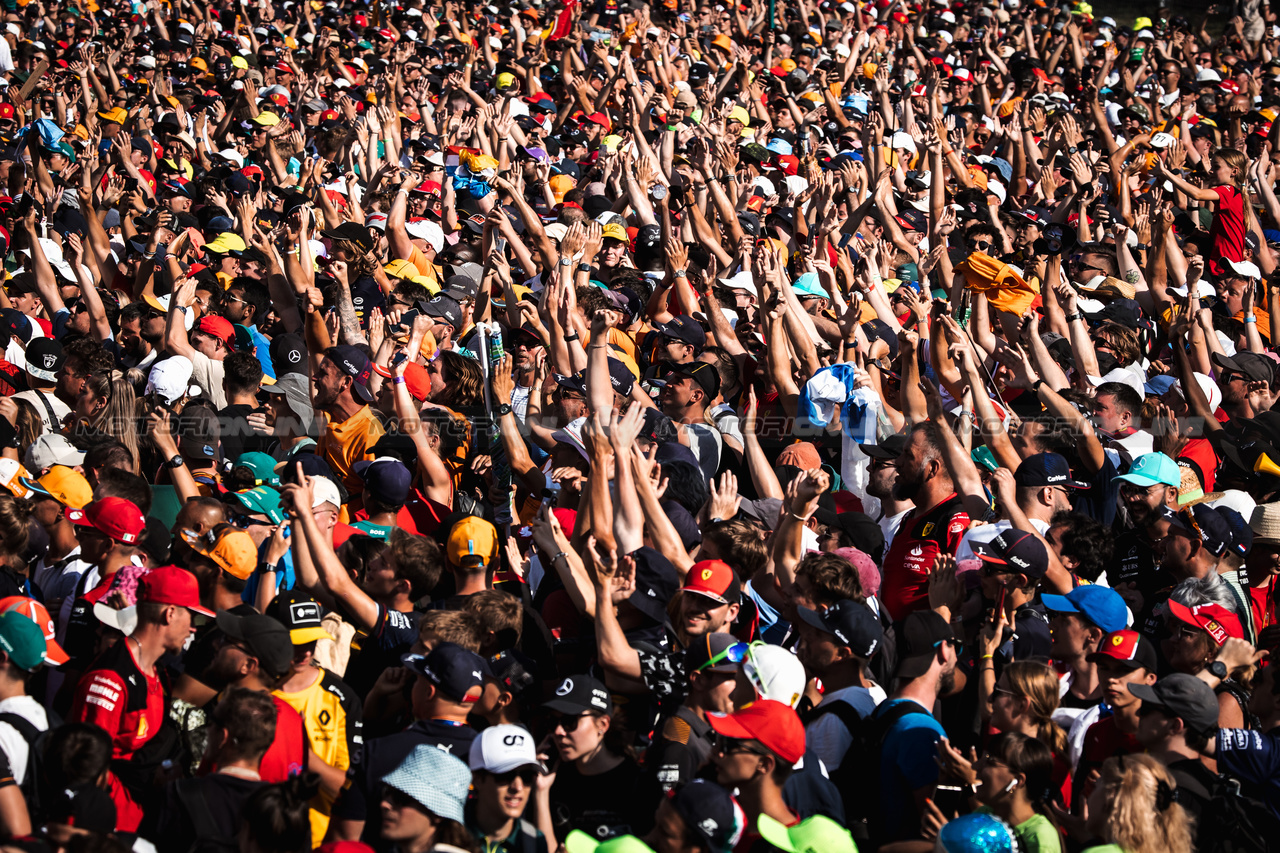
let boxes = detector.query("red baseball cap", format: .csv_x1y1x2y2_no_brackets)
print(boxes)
707,699,805,765
67,497,146,545
274,61,294,75
0,596,69,664
683,560,739,605
404,362,431,402
197,315,236,350
1168,600,1244,646
1087,629,1158,671
584,112,611,130
137,566,214,618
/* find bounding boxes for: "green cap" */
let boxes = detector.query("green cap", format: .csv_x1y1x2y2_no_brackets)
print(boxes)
564,832,656,853
971,445,998,473
228,485,285,524
896,262,920,283
0,611,47,671
54,141,76,164
233,453,282,488
756,814,858,853
233,324,255,354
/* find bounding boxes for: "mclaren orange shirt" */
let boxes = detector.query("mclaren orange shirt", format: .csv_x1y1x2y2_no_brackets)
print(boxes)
319,405,385,498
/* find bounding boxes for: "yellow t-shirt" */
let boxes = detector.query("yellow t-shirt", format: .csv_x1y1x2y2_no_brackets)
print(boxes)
274,667,363,845
406,244,441,291
318,405,385,498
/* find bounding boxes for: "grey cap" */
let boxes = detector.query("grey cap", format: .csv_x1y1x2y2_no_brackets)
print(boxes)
1128,673,1221,737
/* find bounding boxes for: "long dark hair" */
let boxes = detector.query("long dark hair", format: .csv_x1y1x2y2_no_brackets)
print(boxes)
986,731,1060,823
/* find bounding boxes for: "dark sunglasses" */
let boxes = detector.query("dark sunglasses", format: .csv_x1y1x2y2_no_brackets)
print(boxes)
489,766,538,786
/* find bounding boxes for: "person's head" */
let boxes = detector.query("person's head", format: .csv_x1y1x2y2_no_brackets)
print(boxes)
468,724,540,825
543,674,618,765
1212,146,1249,191
683,634,745,715
708,699,804,792
659,362,720,420
362,528,442,606
730,642,807,711
1133,673,1219,754
1159,506,1231,579
473,648,538,726
224,279,268,327
1092,382,1142,434
459,589,523,656
1043,584,1128,661
222,351,264,401
1045,510,1114,581
989,661,1067,756
379,745,476,853
207,686,276,767
241,775,319,853
975,529,1049,602
893,610,959,694
207,612,294,691
417,609,483,653
678,559,741,638
1161,585,1244,676
1086,754,1194,853
646,779,746,853
1088,630,1159,710
428,350,485,409
313,346,374,412
795,597,882,681
893,421,952,501
792,551,862,611
973,731,1056,813
1117,453,1182,526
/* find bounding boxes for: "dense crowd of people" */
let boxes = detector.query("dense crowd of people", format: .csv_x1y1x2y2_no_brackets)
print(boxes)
0,0,1276,852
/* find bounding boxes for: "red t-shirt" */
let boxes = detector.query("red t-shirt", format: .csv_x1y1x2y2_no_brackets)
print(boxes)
880,494,969,622
1209,185,1246,277
1074,714,1140,807
1178,438,1218,494
259,696,308,782
1250,582,1277,635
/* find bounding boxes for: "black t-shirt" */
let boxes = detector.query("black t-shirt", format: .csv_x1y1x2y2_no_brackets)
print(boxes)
335,718,480,835
148,773,265,850
218,403,270,464
1168,755,1216,849
648,705,713,794
549,757,654,841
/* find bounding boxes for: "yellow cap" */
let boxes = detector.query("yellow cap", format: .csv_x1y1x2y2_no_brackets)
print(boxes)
251,112,281,127
602,222,628,242
31,465,92,509
189,57,208,72
182,527,258,580
496,72,517,90
447,516,499,567
231,55,249,69
96,107,128,124
728,105,751,127
384,259,419,280
548,174,576,203
206,233,248,254
776,58,796,73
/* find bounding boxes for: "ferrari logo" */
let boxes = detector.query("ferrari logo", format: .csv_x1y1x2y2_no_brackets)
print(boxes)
922,523,935,537
701,569,712,581
1112,635,1124,646
137,716,148,738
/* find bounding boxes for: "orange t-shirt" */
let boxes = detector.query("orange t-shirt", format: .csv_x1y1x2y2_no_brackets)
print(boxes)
318,405,385,498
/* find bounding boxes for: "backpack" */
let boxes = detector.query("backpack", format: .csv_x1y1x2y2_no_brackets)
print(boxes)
1197,773,1280,853
802,699,929,844
169,778,242,853
0,710,58,819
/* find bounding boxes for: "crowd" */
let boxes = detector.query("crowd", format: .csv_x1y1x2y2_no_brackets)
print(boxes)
0,0,1278,852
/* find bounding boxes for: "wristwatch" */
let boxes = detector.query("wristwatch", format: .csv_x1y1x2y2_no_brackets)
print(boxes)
167,455,186,469
1208,660,1229,681
651,183,668,201
496,403,513,416
1067,145,1078,154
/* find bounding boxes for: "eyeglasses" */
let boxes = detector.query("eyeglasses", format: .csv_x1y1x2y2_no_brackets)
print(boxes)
1165,621,1202,641
698,641,749,672
231,513,273,529
489,766,538,786
552,712,593,732
714,734,770,757
1119,482,1161,497
993,684,1018,698
971,240,993,251
225,292,247,306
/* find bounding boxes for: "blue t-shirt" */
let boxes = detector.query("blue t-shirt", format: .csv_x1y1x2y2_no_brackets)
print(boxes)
1216,727,1280,819
248,324,275,379
743,579,789,644
241,533,295,605
877,698,947,841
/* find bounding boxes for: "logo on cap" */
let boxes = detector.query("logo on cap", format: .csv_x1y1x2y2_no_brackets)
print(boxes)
42,354,55,368
503,733,526,746
556,678,574,696
700,819,719,835
289,350,301,363
590,688,609,710
289,601,320,624
701,568,713,580
1112,635,1124,646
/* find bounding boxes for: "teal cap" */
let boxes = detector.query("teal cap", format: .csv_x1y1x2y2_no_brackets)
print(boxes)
233,453,281,488
0,611,47,671
227,485,285,524
1116,452,1182,488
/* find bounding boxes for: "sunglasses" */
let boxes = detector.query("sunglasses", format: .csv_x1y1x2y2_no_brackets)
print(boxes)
698,641,749,672
714,734,770,757
552,712,593,732
488,766,538,786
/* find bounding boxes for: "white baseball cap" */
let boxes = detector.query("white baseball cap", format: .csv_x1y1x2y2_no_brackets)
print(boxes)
741,643,806,709
26,434,85,473
146,356,200,406
468,724,539,773
312,477,342,510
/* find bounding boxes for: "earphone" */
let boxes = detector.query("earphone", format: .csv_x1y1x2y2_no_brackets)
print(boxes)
1003,780,1019,794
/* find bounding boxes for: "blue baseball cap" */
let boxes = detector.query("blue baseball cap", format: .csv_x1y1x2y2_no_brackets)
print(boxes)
1143,375,1178,397
401,642,490,703
1042,585,1128,633
792,272,831,300
352,457,412,505
1116,452,1182,488
1013,453,1090,489
1170,505,1233,558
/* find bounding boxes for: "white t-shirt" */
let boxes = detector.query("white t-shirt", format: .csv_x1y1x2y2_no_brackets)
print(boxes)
0,696,48,786
13,389,70,434
189,350,228,408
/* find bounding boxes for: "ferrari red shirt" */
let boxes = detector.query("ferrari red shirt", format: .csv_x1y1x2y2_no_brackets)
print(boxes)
880,494,969,623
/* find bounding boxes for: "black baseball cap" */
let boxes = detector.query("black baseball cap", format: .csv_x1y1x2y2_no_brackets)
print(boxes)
671,361,721,399
176,404,220,461
628,547,681,624
321,221,375,253
268,589,334,645
326,345,374,403
543,673,612,715
1170,505,1233,558
797,598,883,659
270,333,307,377
607,357,636,397
974,528,1050,579
1014,453,1090,489
401,642,490,703
670,780,744,853
420,293,463,332
24,338,63,382
895,610,955,679
860,432,908,460
654,315,706,348
1128,673,1221,737
1212,351,1275,386
216,611,295,679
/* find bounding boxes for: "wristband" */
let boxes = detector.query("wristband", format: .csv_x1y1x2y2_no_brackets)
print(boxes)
789,511,811,522
393,376,406,384
1065,312,1084,323
981,654,994,660
1031,378,1047,393
1247,316,1259,324
724,174,736,182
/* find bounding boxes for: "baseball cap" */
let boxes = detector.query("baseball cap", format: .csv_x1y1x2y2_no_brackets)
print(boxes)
24,338,63,383
1041,585,1128,633
0,459,33,501
270,333,308,377
683,560,741,605
1087,629,1159,671
544,673,612,715
26,434,85,471
1213,351,1276,386
758,814,856,853
182,524,258,580
1167,600,1244,646
176,405,221,461
0,611,46,671
468,723,539,773
196,315,236,350
741,642,806,708
628,548,681,624
326,345,374,403
233,452,282,488
669,780,746,853
216,611,295,679
145,356,200,405
137,565,215,618
1014,453,1090,489
446,516,499,569
706,699,805,765
0,596,68,664
68,497,146,545
974,528,1050,579
796,598,884,659
225,486,286,525
670,361,721,400
353,457,412,505
22,465,92,510
1117,452,1182,488
1128,673,1221,737
401,642,489,702
685,634,748,674
268,590,334,645
1170,505,1233,558
895,610,956,679
653,315,706,348
420,293,463,331
859,432,909,460
382,744,472,824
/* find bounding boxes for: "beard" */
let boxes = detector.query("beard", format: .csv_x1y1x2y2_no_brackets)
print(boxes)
938,665,957,697
891,466,924,502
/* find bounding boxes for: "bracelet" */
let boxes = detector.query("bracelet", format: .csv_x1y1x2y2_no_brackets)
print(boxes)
724,174,736,182
550,551,569,566
789,511,811,522
672,268,687,278
981,653,994,660
1031,378,1047,393
564,332,580,342
578,262,592,272
1065,312,1084,323
393,376,406,384
1246,315,1258,324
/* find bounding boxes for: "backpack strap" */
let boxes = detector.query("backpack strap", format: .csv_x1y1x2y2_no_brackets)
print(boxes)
803,698,867,734
868,700,932,747
0,713,41,746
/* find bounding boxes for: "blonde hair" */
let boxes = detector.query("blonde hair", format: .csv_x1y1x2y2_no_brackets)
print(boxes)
94,374,139,472
1004,661,1069,758
1097,754,1194,853
1214,148,1257,233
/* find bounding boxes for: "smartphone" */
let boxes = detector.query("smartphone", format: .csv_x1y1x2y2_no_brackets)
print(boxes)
391,350,410,369
494,236,508,255
934,785,967,816
991,586,1006,626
